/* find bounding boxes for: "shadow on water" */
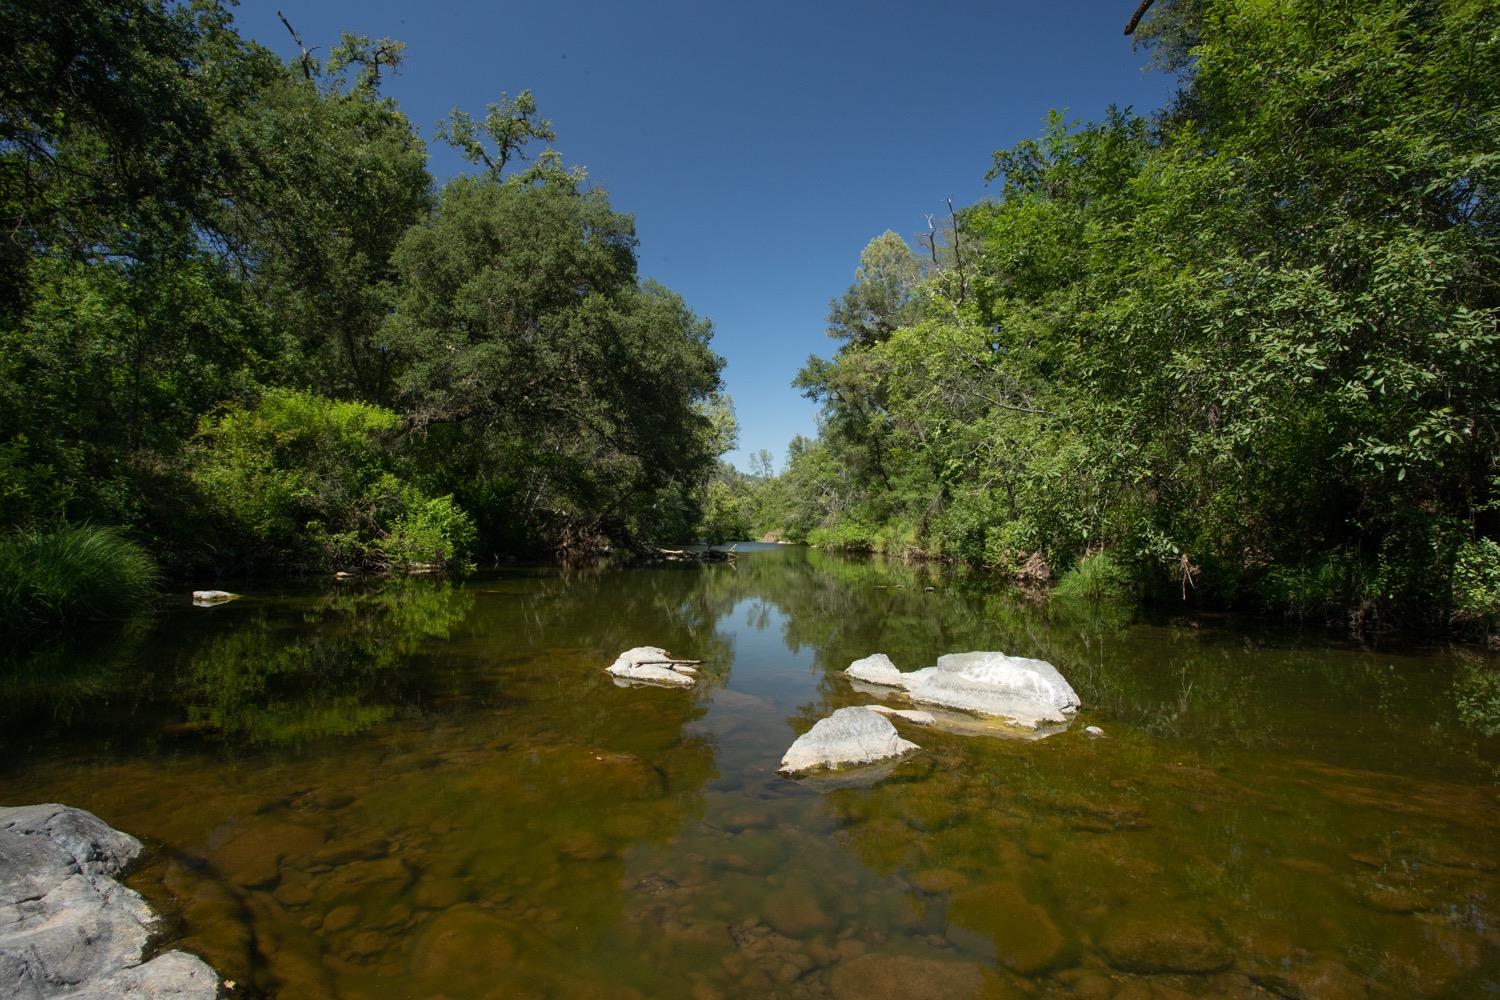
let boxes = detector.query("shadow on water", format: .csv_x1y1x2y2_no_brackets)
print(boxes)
1,546,1498,997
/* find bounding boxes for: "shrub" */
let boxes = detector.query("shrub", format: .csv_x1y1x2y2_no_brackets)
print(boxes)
191,390,476,571
982,520,1051,584
0,525,159,632
377,485,478,569
1256,548,1368,622
807,521,880,552
1452,539,1500,632
1052,550,1134,604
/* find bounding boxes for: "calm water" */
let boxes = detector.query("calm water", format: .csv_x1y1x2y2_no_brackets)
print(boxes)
3,545,1499,998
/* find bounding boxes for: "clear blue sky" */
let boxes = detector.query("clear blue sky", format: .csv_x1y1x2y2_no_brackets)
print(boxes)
231,0,1178,471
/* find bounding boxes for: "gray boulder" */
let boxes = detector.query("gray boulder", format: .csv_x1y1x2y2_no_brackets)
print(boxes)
0,804,219,999
779,707,920,775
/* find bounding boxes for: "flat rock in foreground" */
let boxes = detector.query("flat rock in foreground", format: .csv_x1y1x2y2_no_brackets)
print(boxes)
605,646,700,688
0,803,219,999
779,707,921,775
845,650,1081,729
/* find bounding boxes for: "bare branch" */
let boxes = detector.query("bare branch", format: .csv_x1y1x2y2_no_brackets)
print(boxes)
1124,0,1157,35
947,197,967,306
276,11,317,80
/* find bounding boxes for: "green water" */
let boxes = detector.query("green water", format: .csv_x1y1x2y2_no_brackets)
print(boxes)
3,545,1499,999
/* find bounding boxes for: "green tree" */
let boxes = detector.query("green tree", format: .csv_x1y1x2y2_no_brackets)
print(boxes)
387,105,725,552
785,0,1500,629
0,1,432,556
436,91,556,179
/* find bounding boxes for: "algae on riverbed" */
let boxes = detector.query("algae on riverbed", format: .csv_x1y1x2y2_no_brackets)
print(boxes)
0,545,1496,997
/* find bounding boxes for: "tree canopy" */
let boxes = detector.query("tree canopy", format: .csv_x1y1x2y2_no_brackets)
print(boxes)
0,0,726,582
742,0,1500,632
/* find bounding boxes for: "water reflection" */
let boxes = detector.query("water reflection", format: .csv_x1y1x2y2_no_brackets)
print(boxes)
175,579,476,744
0,547,1496,997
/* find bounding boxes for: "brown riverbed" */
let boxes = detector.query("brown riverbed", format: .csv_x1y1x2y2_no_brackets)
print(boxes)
1,545,1497,998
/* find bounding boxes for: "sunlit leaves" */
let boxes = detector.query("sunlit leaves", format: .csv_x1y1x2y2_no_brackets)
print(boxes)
780,0,1499,626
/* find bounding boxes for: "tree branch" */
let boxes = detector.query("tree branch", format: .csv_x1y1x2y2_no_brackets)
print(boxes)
276,11,317,80
947,197,967,306
1124,0,1157,35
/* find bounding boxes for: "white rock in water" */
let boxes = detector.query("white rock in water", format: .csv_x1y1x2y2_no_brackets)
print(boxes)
845,653,905,686
841,649,1080,729
779,707,920,774
0,804,220,999
191,590,237,607
606,646,699,688
864,704,937,726
1085,725,1106,738
902,651,1080,727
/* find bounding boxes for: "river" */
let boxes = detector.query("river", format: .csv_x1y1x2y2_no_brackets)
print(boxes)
2,544,1497,998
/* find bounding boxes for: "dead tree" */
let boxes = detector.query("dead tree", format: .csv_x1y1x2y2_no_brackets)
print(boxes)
276,11,318,80
947,197,967,306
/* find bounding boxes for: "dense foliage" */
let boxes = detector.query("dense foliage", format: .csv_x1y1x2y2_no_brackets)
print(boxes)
744,0,1500,633
190,389,476,572
0,0,726,614
387,170,726,554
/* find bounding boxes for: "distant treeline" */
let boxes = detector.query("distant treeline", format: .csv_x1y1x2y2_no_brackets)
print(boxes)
1,0,729,597
707,0,1500,634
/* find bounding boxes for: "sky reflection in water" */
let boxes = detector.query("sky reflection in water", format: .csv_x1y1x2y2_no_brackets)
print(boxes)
1,545,1498,998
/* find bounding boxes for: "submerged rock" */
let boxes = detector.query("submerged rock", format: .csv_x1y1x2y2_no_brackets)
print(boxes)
779,707,920,775
843,650,1080,729
191,590,237,607
761,885,832,937
828,953,984,1000
1085,725,1106,739
0,803,220,999
1098,907,1233,974
864,705,936,726
945,882,1068,974
409,908,519,994
605,646,701,688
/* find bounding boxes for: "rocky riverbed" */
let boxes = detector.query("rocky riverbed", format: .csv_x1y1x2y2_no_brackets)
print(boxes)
0,550,1496,997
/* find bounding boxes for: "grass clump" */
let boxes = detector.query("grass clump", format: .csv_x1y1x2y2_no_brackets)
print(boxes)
1052,550,1134,604
0,525,160,633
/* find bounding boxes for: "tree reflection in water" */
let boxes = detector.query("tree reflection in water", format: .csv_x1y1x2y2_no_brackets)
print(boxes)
0,548,1495,997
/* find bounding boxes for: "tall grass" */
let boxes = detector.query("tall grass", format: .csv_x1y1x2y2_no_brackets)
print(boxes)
0,525,160,633
1052,550,1135,604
